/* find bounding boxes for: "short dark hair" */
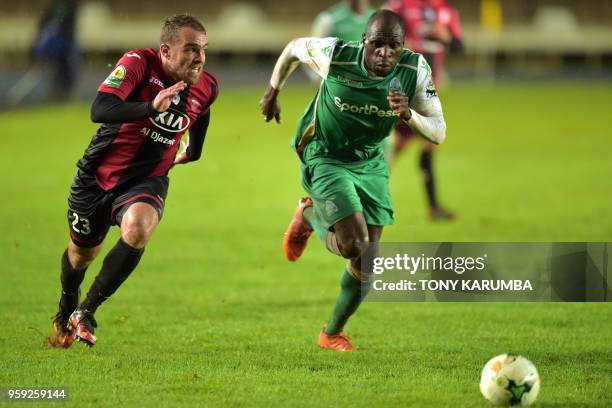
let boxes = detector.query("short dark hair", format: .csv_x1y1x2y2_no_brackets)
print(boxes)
160,14,206,44
365,10,405,38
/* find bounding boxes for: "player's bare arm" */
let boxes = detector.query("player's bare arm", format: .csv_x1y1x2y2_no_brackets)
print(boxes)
259,39,302,124
260,37,335,124
260,85,281,123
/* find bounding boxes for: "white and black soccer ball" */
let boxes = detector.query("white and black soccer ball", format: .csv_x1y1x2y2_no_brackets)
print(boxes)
480,354,541,406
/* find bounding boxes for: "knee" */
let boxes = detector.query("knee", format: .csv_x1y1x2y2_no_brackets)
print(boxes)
338,235,369,260
121,211,157,248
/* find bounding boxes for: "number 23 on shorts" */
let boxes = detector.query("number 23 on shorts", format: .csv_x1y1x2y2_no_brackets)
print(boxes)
69,212,91,235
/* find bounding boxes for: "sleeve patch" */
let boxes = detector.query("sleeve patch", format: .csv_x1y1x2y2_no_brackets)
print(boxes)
306,40,316,58
103,65,126,88
425,78,437,98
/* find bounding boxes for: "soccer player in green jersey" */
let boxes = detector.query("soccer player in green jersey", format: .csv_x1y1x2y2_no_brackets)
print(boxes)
260,10,446,352
312,1,375,41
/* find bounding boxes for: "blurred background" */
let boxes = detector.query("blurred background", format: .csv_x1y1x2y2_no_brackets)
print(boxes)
0,0,610,238
1,0,612,105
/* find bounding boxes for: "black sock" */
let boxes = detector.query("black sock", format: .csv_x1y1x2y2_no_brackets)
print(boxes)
419,150,437,208
59,249,87,314
79,239,144,314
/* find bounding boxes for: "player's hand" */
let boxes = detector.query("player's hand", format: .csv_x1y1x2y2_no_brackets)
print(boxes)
259,85,282,123
387,91,412,122
173,137,189,165
174,151,189,165
153,81,187,113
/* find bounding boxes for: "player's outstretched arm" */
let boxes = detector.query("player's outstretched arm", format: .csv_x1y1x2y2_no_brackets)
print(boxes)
152,81,187,112
259,39,301,124
91,81,186,124
90,92,157,123
260,37,336,124
260,85,282,123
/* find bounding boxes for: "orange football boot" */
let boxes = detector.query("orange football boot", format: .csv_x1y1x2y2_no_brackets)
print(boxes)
318,329,356,352
47,312,75,348
282,197,314,261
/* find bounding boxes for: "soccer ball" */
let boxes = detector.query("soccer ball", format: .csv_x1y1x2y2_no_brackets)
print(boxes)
479,354,541,406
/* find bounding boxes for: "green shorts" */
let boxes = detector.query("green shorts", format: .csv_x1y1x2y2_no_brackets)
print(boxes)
301,157,394,231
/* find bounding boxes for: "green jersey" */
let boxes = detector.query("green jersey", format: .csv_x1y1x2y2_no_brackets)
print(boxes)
312,3,376,42
291,38,440,163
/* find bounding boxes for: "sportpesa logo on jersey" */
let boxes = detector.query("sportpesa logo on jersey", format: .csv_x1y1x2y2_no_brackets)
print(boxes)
334,97,394,117
149,108,191,133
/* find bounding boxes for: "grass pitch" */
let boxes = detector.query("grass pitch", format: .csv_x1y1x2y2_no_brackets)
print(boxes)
1,83,611,407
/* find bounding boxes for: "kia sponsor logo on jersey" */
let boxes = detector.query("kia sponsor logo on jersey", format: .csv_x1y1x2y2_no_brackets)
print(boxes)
150,108,191,133
140,127,176,145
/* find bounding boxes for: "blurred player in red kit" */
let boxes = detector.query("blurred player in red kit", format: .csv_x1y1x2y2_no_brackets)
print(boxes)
384,0,463,220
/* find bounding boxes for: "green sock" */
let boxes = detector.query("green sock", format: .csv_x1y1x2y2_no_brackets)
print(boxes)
325,270,367,335
303,206,328,242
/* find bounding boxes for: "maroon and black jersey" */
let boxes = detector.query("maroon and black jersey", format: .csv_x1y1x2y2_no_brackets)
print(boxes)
385,0,463,53
77,48,218,190
385,0,463,84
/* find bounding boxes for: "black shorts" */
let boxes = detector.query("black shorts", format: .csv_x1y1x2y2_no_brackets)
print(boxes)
67,172,169,248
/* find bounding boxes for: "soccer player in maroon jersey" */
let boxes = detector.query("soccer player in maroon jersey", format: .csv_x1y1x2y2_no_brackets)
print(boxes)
47,14,219,348
384,0,463,220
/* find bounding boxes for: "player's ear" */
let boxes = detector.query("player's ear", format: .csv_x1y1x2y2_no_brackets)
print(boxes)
160,43,171,58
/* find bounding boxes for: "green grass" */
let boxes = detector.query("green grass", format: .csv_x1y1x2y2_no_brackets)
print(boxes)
1,83,611,407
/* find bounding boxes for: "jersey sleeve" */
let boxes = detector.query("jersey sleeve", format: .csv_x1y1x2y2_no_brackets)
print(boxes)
201,74,219,116
98,50,148,101
292,37,337,80
406,54,446,144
